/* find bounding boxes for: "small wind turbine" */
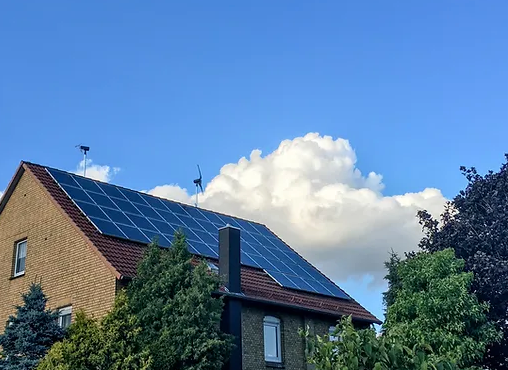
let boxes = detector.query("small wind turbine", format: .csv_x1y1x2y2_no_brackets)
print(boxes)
193,165,204,207
75,145,90,177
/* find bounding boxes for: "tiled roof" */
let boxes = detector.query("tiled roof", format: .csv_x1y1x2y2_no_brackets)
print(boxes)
25,162,381,324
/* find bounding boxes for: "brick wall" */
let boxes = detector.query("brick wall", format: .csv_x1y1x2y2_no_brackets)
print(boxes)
242,304,336,370
0,169,117,329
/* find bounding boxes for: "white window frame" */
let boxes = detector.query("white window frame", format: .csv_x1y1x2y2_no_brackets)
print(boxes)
263,315,282,363
329,325,339,342
14,240,27,277
207,262,219,273
58,306,72,328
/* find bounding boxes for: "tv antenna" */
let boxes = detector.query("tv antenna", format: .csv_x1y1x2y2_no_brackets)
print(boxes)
193,164,204,207
76,145,90,177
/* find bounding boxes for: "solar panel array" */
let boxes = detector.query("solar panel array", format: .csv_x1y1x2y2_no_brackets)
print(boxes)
47,167,350,300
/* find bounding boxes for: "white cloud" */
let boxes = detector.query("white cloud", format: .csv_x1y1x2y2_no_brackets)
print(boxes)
148,133,447,285
74,159,120,183
146,185,192,204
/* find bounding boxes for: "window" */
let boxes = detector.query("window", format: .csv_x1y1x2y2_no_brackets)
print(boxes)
263,316,282,363
207,262,219,273
329,325,339,342
58,306,72,329
14,240,27,277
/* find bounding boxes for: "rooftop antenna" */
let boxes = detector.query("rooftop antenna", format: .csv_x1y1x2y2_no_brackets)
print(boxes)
76,145,90,177
193,164,204,207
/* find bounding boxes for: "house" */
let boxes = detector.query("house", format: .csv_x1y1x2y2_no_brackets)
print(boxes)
0,161,380,370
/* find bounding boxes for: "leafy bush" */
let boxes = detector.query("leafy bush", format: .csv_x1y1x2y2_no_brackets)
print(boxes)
383,249,500,368
301,316,459,370
37,291,151,370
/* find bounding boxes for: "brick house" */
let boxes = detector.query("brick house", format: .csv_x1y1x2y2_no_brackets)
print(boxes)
0,162,380,370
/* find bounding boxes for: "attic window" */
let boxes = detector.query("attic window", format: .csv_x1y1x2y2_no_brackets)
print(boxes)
14,240,27,277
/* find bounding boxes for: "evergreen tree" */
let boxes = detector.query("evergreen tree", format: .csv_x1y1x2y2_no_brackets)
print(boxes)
0,283,64,370
37,292,151,370
127,232,233,370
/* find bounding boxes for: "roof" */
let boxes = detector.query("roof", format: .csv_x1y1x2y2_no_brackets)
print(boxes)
1,161,381,324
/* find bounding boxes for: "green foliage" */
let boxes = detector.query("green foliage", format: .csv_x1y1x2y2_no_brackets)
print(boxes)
0,283,65,370
36,311,101,370
382,250,401,309
302,316,458,370
37,292,151,370
127,232,233,370
416,155,508,369
383,249,500,368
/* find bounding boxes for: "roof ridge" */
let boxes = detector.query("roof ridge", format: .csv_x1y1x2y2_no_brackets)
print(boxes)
25,161,269,227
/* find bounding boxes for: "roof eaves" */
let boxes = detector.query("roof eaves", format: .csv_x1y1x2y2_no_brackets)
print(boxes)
0,161,25,216
220,290,381,324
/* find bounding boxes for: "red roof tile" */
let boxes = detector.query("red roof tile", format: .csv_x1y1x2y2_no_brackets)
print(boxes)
25,162,381,324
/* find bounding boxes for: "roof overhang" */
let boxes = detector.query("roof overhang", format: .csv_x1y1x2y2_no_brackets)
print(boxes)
0,161,26,216
216,290,382,325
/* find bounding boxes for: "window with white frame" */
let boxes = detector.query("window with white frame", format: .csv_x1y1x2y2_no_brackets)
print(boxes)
58,306,72,329
14,240,27,277
329,325,339,342
207,262,219,274
263,316,282,363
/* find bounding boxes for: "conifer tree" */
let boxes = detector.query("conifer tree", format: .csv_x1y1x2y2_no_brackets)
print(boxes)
127,232,233,370
0,283,64,370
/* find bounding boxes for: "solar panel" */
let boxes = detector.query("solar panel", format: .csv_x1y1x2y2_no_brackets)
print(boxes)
46,167,350,300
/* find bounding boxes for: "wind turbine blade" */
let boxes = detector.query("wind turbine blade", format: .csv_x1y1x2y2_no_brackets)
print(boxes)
197,164,202,179
199,183,204,193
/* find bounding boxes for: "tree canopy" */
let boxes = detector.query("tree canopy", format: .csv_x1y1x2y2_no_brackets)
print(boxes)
383,249,500,368
0,283,65,370
417,155,508,369
38,231,232,370
126,232,233,370
302,316,459,370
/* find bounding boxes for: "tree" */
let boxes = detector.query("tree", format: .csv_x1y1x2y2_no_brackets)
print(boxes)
383,249,500,368
417,155,508,369
36,311,102,370
0,283,65,370
126,232,233,370
37,291,151,370
302,315,459,370
382,249,401,309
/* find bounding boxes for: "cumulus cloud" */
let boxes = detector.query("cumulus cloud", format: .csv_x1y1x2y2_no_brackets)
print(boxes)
146,185,193,204
74,159,120,183
148,133,447,285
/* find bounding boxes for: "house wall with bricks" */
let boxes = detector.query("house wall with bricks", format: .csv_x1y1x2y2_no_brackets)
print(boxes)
0,169,117,330
242,303,337,370
0,167,358,370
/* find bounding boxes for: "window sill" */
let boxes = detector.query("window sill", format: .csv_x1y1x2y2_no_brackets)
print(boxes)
9,273,25,280
265,361,284,369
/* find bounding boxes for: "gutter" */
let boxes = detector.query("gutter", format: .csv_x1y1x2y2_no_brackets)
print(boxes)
117,276,381,325
216,290,382,325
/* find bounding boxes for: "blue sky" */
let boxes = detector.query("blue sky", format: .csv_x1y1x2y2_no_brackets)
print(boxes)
1,1,507,323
